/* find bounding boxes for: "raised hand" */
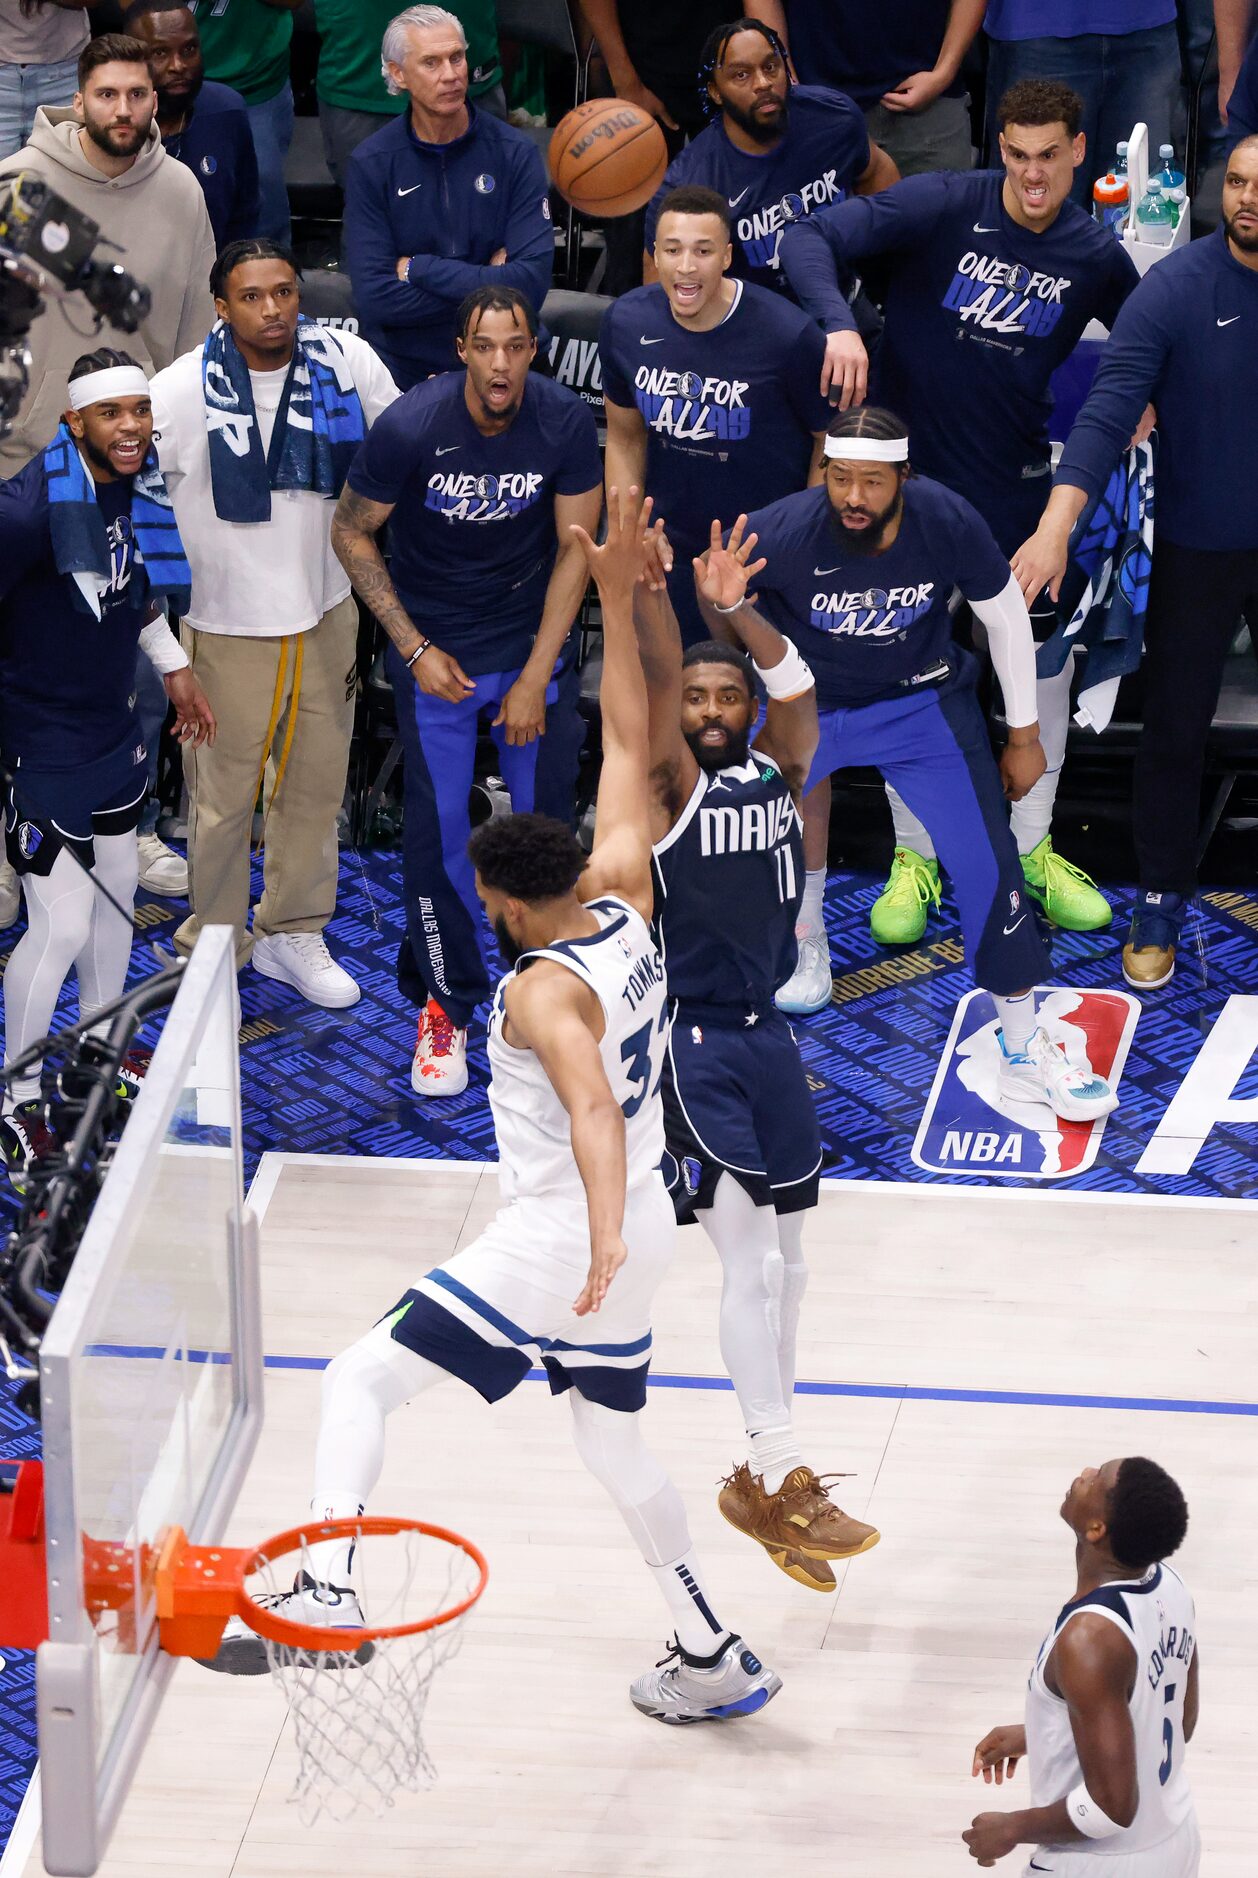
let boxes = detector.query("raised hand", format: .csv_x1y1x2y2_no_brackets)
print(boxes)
694,513,767,612
569,485,665,596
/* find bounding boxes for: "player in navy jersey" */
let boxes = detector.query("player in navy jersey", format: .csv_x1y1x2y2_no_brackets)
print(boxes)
643,18,898,298
735,403,1120,1124
0,349,214,1191
601,184,832,647
965,1457,1197,1874
332,286,601,1096
780,79,1143,965
631,508,880,1592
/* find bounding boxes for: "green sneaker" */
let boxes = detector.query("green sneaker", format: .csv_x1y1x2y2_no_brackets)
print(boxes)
1019,835,1112,932
869,848,941,946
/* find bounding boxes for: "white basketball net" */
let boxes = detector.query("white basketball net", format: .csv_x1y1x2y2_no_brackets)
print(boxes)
250,1526,480,1825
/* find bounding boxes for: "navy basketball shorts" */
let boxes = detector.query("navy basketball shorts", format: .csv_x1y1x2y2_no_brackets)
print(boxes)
382,1176,675,1413
4,739,148,879
661,1004,822,1218
806,659,1051,995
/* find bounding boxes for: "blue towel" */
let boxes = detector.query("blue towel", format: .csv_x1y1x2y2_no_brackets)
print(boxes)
1036,441,1155,735
43,422,192,620
202,317,366,523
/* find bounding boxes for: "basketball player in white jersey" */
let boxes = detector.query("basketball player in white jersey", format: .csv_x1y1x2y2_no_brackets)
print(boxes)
205,489,782,1725
964,1456,1198,1874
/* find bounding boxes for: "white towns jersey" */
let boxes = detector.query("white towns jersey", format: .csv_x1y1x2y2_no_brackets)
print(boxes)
1025,1563,1197,1857
487,896,668,1203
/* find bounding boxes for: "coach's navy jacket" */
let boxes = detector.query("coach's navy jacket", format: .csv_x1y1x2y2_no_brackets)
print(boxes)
344,104,553,388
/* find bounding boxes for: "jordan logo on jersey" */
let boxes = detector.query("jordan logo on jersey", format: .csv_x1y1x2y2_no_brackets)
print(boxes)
941,250,1071,339
913,986,1139,1178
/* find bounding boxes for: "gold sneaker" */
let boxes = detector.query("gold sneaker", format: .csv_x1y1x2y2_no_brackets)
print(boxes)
719,1463,836,1592
1122,938,1176,989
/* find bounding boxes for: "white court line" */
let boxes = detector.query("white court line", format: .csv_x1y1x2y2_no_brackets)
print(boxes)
247,1150,1258,1226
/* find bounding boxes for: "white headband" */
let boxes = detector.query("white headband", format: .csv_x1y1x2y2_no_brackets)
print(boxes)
67,366,151,411
824,433,909,462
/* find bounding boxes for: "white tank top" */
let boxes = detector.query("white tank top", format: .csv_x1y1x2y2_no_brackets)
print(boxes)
1025,1562,1197,1855
487,896,668,1204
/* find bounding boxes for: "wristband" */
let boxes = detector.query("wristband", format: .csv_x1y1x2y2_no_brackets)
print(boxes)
1065,1784,1122,1840
712,598,745,615
405,639,431,669
754,643,814,701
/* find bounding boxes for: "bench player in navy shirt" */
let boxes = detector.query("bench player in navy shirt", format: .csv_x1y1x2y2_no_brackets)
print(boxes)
738,405,1119,1124
129,1,261,247
332,287,601,1096
343,5,553,389
643,18,898,297
781,80,1140,971
631,502,880,1591
601,184,831,645
0,350,214,1191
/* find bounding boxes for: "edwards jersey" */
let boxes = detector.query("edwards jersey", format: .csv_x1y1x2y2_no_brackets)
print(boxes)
487,896,667,1203
1025,1562,1197,1858
653,754,803,1010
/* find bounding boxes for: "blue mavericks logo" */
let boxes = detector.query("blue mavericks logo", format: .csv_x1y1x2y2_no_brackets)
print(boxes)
474,172,495,194
632,364,751,444
200,154,218,176
17,821,41,859
735,167,845,272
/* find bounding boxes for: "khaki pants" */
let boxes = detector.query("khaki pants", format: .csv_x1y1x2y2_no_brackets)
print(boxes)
175,594,358,965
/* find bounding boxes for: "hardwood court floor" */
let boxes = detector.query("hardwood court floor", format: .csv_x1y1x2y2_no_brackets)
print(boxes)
22,1157,1258,1878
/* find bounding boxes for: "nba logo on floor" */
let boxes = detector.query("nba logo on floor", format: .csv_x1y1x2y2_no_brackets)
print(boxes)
912,986,1140,1179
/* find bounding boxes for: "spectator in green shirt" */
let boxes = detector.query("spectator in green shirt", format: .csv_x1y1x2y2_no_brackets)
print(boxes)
178,0,297,240
315,0,503,186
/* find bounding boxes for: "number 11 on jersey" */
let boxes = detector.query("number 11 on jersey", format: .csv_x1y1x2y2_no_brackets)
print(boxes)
774,844,797,906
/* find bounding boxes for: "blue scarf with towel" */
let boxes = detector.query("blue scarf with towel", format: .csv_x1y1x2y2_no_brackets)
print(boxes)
43,421,191,620
1036,442,1155,735
201,318,365,523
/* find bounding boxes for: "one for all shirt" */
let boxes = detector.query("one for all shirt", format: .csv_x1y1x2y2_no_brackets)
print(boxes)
645,88,871,298
599,280,831,552
781,169,1137,551
149,328,399,637
346,370,602,676
742,477,1010,711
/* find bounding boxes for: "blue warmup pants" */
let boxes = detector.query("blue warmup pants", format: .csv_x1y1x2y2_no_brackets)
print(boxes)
807,661,1050,995
391,649,577,1026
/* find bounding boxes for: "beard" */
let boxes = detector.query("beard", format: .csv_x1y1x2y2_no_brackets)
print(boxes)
1222,206,1258,253
82,114,150,159
494,914,525,967
683,723,751,773
79,432,133,479
827,490,903,558
719,89,787,146
158,71,204,117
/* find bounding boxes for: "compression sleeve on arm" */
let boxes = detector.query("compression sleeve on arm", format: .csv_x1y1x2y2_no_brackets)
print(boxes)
138,612,190,675
968,573,1039,729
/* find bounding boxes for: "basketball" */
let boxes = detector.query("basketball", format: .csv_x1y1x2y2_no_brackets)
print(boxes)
549,99,669,219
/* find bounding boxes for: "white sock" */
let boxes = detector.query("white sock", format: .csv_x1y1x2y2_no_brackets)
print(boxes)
886,783,937,863
306,1492,363,1587
798,867,825,935
747,1424,805,1496
647,1554,731,1660
992,989,1037,1055
1011,655,1073,855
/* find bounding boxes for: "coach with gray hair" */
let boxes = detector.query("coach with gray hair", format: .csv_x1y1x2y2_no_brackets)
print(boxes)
343,4,552,389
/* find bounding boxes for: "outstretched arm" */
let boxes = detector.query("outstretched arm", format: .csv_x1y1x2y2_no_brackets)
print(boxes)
695,516,819,798
567,486,660,923
631,545,697,823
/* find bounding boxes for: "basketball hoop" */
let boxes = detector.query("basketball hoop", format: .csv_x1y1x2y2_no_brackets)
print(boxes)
152,1516,488,1823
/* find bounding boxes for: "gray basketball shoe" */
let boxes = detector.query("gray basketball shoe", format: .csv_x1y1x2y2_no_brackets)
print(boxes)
630,1633,782,1724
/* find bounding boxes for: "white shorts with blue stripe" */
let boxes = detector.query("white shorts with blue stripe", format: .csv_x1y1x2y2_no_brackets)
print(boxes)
385,1174,676,1412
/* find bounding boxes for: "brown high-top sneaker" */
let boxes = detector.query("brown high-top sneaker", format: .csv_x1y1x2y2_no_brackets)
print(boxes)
717,1462,836,1592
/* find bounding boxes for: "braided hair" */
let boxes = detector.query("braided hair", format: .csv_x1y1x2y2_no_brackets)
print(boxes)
696,16,791,123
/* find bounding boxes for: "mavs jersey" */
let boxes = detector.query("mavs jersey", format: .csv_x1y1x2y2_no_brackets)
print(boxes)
1025,1562,1197,1859
488,896,668,1203
654,754,803,1008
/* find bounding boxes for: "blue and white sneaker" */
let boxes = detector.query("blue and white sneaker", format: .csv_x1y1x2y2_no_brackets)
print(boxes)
196,1572,373,1677
996,1025,1118,1123
630,1633,782,1725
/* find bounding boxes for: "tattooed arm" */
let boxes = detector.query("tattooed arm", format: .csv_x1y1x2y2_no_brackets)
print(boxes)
330,483,476,702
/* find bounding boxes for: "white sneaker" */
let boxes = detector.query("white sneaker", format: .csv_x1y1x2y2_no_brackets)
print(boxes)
252,931,361,1009
136,831,188,897
774,931,832,1015
412,997,469,1095
0,857,19,928
630,1633,782,1725
197,1574,373,1678
997,1025,1119,1122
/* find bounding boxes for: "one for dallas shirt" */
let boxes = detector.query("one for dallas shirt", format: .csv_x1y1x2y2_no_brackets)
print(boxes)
781,169,1138,550
644,87,871,297
347,369,601,675
742,476,1011,711
599,279,830,553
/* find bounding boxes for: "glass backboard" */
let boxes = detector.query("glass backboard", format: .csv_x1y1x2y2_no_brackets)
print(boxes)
35,926,262,1877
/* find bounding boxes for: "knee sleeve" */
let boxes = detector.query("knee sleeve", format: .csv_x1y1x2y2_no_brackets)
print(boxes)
314,1322,451,1504
701,1173,792,1433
